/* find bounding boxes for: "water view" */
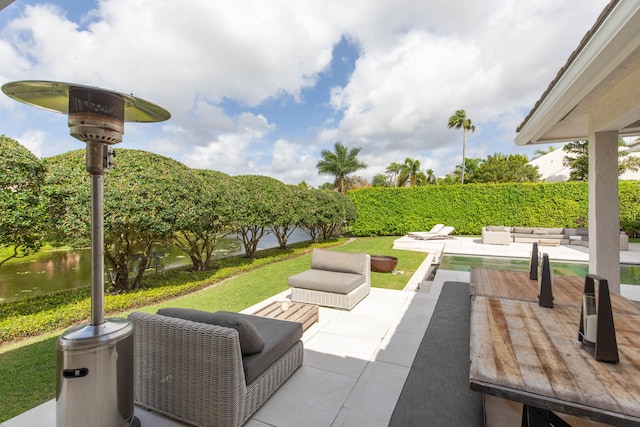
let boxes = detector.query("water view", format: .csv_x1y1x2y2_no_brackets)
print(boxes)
438,255,640,285
0,228,310,302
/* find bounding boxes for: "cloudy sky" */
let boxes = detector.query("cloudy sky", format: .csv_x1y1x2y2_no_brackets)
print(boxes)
0,0,610,187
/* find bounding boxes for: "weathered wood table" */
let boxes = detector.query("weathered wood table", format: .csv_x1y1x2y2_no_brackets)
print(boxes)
252,301,319,331
469,268,640,426
470,267,640,314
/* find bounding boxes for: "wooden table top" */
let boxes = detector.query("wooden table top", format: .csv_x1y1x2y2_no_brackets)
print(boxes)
470,267,640,315
252,301,319,331
469,270,640,426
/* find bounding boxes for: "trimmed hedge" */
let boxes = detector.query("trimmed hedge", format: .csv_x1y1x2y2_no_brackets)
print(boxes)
0,239,345,344
348,181,640,236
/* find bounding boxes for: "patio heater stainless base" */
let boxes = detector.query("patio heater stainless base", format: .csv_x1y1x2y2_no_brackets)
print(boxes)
56,318,138,427
2,80,169,427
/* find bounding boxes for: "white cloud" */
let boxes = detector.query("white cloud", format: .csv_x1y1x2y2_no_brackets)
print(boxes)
0,0,611,183
16,129,46,156
314,0,609,178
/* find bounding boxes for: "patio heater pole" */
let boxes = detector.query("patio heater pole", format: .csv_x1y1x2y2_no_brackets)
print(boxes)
89,150,106,325
2,80,170,427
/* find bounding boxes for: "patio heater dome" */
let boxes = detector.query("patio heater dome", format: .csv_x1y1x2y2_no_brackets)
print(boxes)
2,80,170,427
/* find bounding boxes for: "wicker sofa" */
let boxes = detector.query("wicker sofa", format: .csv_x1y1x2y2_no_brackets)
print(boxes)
482,226,629,250
288,248,371,310
128,309,303,427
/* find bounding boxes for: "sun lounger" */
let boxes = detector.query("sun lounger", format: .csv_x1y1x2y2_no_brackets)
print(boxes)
408,226,455,240
407,224,444,239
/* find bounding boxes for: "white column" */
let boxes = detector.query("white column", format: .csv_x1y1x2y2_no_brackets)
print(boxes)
588,131,620,294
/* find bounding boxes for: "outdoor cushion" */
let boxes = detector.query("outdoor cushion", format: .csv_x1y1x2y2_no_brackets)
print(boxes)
288,269,366,294
532,228,549,235
577,228,588,236
546,227,564,234
513,227,534,234
310,248,365,275
241,314,303,385
487,226,510,232
157,308,265,355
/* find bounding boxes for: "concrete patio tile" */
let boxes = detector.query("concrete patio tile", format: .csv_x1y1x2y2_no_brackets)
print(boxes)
2,399,55,427
349,296,408,323
135,408,190,426
363,287,413,303
383,296,435,337
251,365,356,427
373,328,426,367
331,406,391,427
303,332,381,378
319,311,391,340
342,361,410,424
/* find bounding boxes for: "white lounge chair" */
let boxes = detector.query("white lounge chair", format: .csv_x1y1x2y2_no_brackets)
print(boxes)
408,226,455,240
407,224,444,239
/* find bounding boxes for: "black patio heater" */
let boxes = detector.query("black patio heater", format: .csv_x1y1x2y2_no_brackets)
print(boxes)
1,80,170,427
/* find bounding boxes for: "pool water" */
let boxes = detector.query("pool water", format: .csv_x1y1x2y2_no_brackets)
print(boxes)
438,255,640,285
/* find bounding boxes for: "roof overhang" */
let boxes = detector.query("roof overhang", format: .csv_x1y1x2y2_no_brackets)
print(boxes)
515,1,640,146
0,1,15,11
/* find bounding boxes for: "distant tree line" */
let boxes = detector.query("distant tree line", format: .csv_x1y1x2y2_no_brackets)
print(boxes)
0,136,355,293
314,137,640,192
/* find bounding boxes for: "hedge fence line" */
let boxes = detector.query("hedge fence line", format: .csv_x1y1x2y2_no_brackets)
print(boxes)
347,181,640,236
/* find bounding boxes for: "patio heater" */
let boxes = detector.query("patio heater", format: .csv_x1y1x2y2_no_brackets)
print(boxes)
1,80,170,427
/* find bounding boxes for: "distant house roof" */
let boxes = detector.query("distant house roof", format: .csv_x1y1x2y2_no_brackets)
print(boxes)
528,149,571,182
529,144,640,182
515,1,640,145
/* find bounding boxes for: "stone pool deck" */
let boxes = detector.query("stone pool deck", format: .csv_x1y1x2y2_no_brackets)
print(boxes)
396,235,640,301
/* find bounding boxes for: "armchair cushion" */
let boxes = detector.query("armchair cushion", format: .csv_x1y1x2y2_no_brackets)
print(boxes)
311,248,366,274
158,308,265,355
241,314,303,384
288,269,366,294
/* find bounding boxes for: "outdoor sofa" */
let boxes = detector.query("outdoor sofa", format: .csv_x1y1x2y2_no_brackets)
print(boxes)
128,309,303,427
482,226,629,250
288,248,371,310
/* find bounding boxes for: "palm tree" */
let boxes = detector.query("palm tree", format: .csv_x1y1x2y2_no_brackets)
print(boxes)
447,109,476,184
398,157,422,187
385,162,403,187
425,168,437,185
316,142,368,193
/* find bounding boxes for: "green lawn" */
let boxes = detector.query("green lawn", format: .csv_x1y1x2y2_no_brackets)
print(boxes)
0,236,427,422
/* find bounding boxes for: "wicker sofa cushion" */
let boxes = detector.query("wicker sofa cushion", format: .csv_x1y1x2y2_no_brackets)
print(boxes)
157,308,265,355
513,226,534,234
486,226,510,232
288,269,366,294
241,314,303,384
311,248,366,275
546,227,565,234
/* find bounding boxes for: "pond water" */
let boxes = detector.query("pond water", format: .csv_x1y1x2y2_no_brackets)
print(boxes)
438,255,640,285
0,228,310,302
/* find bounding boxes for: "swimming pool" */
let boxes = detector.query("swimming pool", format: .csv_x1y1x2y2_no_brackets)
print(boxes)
438,255,640,285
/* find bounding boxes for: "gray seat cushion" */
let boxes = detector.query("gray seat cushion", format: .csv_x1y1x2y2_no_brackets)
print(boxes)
157,308,265,355
311,248,366,274
288,269,366,294
239,313,303,385
513,226,534,234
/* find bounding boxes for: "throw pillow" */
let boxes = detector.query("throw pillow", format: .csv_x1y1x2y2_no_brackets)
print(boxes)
157,308,265,355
